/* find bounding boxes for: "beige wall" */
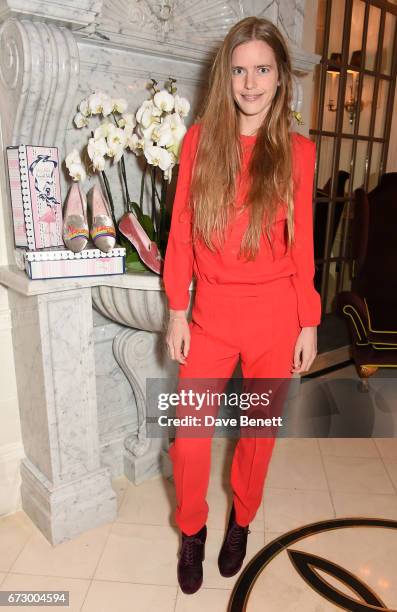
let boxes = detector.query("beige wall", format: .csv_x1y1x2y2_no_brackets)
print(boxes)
299,0,320,134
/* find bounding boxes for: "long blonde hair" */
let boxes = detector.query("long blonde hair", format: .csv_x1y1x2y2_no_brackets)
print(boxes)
190,16,295,260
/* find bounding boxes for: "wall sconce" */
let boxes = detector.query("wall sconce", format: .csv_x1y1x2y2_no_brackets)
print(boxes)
326,52,341,112
345,50,362,124
326,50,364,124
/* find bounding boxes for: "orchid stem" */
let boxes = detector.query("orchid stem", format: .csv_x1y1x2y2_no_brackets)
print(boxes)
111,112,131,212
101,169,122,243
153,179,162,207
158,174,168,253
139,162,147,213
120,155,131,209
150,166,157,235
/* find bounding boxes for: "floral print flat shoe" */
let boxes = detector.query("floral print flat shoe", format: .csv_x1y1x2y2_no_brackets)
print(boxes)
62,183,89,253
87,184,116,253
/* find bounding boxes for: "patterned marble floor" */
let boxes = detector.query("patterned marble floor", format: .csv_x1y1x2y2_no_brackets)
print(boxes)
1,366,397,611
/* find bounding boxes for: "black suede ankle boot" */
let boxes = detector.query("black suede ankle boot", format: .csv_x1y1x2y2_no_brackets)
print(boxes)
177,524,207,594
218,504,250,577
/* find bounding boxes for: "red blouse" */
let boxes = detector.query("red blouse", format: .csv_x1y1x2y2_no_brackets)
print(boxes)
162,123,321,328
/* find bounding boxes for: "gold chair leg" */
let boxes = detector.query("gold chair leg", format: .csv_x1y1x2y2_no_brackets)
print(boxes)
357,365,378,393
359,365,378,377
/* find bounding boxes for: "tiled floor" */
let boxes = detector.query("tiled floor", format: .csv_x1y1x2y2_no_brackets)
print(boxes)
1,367,397,610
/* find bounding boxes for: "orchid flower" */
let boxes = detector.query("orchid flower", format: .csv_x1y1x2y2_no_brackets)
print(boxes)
174,95,190,117
73,112,89,128
153,90,175,113
112,98,128,114
143,144,173,171
67,162,87,182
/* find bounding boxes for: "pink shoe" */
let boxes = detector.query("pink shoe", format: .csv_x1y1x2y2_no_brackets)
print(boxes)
62,183,89,253
118,212,163,274
87,184,116,253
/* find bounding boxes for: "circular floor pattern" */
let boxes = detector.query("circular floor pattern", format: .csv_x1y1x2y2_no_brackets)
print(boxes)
228,517,397,612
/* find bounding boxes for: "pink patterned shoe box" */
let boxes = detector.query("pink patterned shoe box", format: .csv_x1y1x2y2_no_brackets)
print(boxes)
6,145,63,250
16,246,126,280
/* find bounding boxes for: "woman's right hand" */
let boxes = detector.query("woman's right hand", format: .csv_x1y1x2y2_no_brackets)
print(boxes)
166,310,191,364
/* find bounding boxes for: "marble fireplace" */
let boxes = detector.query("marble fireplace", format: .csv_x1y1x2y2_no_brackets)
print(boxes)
0,0,320,544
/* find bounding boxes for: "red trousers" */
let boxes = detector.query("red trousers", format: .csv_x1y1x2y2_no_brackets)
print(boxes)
168,276,300,535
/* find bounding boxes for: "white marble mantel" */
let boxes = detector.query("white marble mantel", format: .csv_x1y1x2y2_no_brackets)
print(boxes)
0,266,120,544
0,0,320,544
0,264,179,296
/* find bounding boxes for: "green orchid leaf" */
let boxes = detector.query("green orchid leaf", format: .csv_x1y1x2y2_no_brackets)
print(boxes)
126,259,149,272
139,214,155,241
118,235,133,253
119,235,153,272
125,249,151,272
125,203,155,241
128,201,143,221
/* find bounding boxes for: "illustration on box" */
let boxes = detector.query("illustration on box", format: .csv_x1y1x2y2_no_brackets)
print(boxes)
6,145,63,250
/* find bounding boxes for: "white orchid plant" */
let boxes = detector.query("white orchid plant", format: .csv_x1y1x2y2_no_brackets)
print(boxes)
65,78,190,269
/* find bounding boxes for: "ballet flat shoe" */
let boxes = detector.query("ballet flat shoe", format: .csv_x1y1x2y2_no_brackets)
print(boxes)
118,212,163,274
62,183,89,253
87,184,116,253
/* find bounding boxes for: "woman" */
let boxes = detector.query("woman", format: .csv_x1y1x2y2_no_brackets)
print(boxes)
162,16,321,594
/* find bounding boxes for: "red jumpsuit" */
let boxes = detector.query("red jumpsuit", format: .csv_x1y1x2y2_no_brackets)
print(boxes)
162,123,321,535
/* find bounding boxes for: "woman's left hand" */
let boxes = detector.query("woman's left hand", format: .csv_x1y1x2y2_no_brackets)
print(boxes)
291,326,318,374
